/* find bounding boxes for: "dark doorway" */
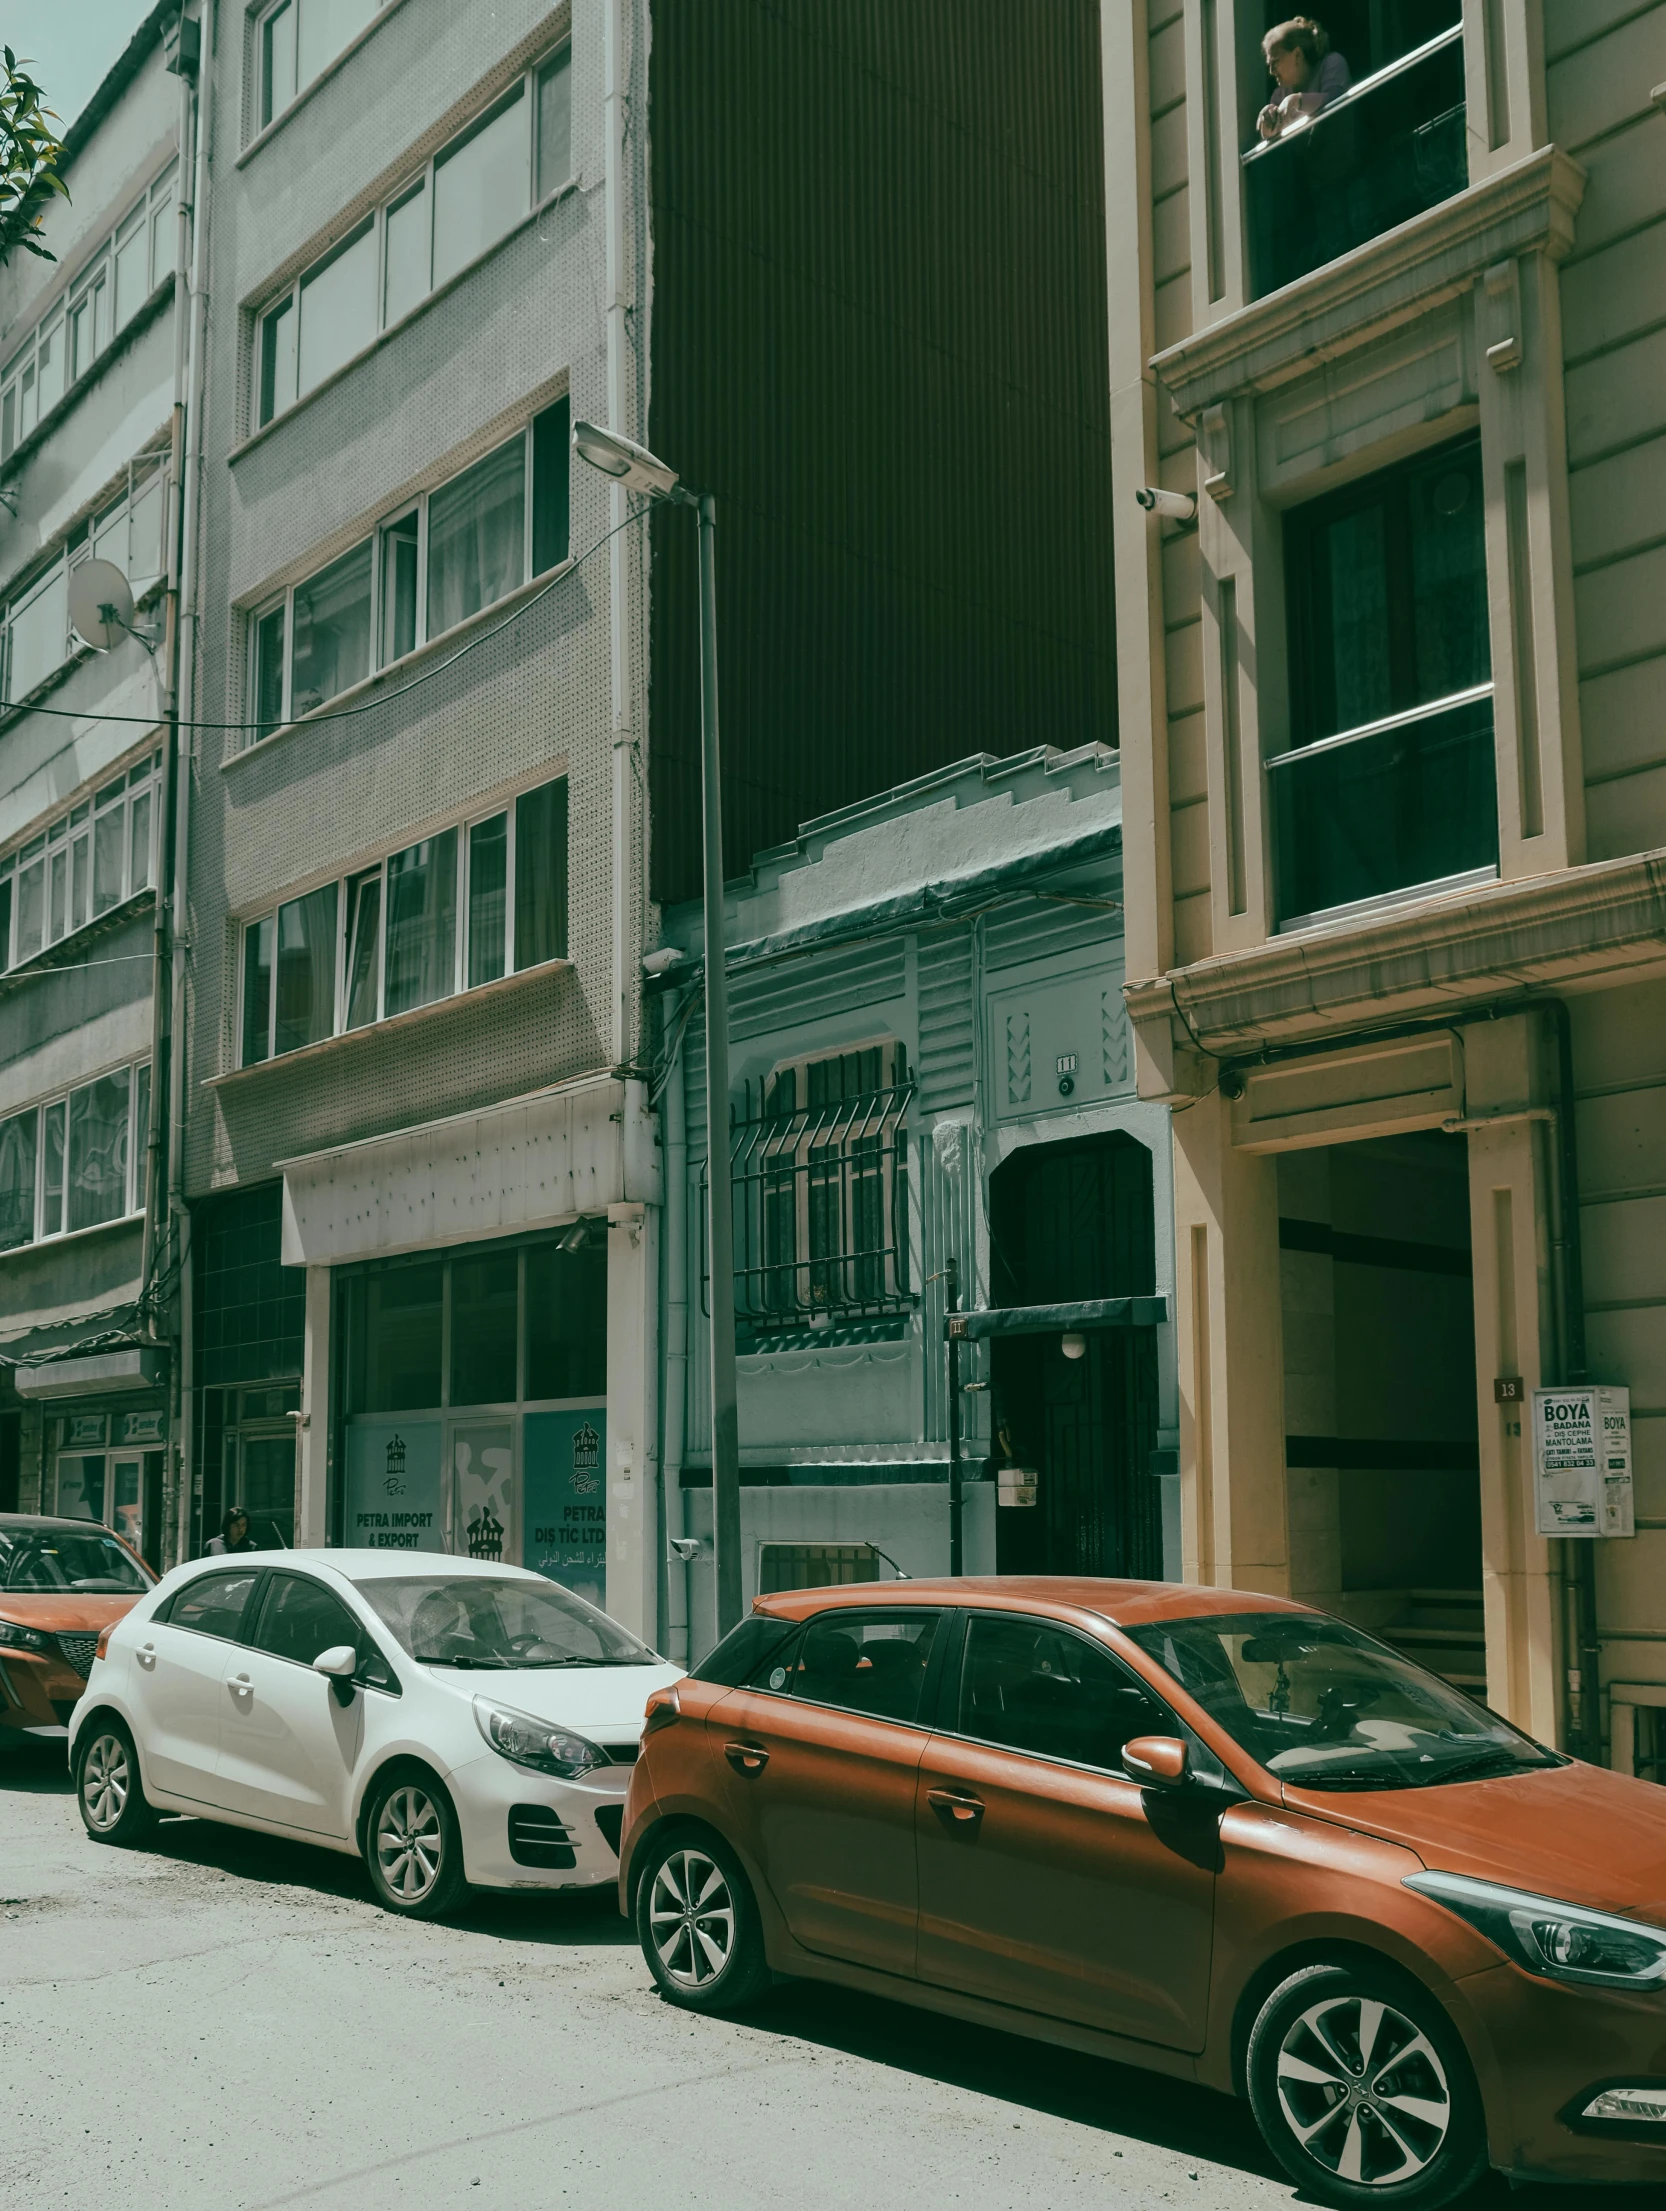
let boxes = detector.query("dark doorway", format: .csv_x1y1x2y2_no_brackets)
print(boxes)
988,1134,1161,1579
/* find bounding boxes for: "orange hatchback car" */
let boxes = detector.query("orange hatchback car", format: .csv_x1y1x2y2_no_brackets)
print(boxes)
621,1578,1666,2207
0,1515,157,1744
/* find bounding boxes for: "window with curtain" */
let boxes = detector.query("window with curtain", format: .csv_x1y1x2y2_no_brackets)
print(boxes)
0,1064,148,1246
385,829,458,1018
290,541,372,718
274,885,339,1055
426,438,526,637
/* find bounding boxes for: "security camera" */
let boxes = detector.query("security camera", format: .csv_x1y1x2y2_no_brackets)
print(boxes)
1135,486,1198,522
668,1537,703,1562
642,946,685,975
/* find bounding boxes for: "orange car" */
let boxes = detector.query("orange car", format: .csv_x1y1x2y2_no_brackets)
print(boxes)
0,1515,157,1744
621,1577,1666,2207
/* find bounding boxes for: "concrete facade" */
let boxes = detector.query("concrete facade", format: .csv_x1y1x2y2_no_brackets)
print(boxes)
1105,0,1666,1765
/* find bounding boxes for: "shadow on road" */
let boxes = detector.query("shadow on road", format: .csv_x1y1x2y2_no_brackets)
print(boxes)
729,1979,1656,2211
0,1739,74,1794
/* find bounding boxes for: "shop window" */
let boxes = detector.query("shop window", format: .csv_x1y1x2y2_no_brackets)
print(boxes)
347,1263,445,1414
524,1238,607,1398
729,1043,913,1332
1271,433,1495,928
1242,3,1466,301
451,1250,520,1404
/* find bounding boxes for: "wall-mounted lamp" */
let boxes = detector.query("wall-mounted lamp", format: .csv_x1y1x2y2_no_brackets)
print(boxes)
1060,1332,1087,1361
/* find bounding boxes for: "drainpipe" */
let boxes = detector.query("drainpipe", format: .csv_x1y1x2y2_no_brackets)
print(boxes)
604,0,634,1069
659,988,691,1661
168,2,213,1566
1543,999,1602,1762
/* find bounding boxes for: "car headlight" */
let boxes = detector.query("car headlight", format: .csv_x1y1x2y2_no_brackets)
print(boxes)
1406,1871,1666,1989
473,1697,605,1779
0,1620,47,1652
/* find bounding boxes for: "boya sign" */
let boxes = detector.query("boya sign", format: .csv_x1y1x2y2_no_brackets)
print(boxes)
1533,1386,1634,1538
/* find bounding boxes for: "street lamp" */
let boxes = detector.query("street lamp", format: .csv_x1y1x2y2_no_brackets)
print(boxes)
572,421,743,1637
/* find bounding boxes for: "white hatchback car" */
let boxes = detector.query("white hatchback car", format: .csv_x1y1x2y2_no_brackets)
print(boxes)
67,1550,681,1917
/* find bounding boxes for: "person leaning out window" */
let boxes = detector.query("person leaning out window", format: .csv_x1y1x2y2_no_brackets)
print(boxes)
1257,16,1352,142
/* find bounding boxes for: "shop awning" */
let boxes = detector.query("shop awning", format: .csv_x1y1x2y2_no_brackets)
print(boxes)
13,1347,167,1399
947,1296,1167,1340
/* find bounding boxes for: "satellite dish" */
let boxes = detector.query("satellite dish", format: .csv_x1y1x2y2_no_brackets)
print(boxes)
69,559,137,653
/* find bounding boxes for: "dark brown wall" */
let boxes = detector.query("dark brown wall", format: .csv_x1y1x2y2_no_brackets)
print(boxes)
647,0,1116,901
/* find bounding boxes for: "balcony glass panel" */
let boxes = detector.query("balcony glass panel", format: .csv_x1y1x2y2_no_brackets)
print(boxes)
1270,688,1497,928
1244,28,1467,300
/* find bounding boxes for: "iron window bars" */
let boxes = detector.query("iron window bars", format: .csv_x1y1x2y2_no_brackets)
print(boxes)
710,1047,915,1328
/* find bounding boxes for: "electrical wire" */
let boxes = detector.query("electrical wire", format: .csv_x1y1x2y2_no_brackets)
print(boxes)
0,502,652,733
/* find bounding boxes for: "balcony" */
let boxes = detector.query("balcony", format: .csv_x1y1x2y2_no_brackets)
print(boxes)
1269,686,1498,930
1243,27,1468,300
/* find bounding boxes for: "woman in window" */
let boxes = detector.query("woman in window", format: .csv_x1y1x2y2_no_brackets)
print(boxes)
1257,17,1352,141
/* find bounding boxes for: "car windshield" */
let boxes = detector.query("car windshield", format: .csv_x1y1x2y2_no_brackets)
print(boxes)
355,1574,660,1669
0,1529,153,1594
1123,1610,1560,1791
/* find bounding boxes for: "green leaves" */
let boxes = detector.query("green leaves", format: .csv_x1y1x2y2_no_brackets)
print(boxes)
2,47,70,269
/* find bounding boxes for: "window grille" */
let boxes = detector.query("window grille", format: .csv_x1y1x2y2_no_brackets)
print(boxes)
714,1043,914,1327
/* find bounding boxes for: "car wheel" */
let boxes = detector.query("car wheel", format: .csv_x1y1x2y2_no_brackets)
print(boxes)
636,1829,771,2013
75,1722,158,1847
1247,1962,1488,2210
364,1771,468,1920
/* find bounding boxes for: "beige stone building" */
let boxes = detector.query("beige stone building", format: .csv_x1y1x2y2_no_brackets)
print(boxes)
1103,0,1666,1770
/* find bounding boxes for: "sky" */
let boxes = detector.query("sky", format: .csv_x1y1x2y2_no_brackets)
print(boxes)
14,1,158,133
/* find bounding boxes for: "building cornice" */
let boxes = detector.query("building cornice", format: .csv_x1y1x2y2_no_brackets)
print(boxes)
1125,850,1666,1059
1152,146,1586,422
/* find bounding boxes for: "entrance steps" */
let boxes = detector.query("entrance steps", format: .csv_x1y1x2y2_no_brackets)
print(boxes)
1379,1588,1487,1695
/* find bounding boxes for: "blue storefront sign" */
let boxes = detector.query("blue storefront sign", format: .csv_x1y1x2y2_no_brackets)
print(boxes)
523,1408,607,1604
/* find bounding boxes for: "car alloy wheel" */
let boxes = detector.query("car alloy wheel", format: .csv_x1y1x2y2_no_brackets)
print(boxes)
648,1847,737,1989
1274,1993,1452,2189
81,1732,132,1832
375,1784,444,1904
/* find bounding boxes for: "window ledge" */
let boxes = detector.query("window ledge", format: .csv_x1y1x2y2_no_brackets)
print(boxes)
228,181,579,466
204,955,574,1089
235,0,418,169
219,554,576,770
1153,145,1587,422
0,1209,142,1266
0,888,157,993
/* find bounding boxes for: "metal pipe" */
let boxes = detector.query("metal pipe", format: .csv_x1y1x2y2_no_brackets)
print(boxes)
604,0,632,1069
946,1255,963,1575
661,986,691,1663
698,494,742,1634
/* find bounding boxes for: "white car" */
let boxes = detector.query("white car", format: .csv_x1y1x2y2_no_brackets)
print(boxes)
66,1550,682,1917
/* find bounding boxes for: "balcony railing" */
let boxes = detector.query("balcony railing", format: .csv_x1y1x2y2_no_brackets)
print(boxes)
708,1080,916,1331
1268,685,1498,929
1243,27,1468,300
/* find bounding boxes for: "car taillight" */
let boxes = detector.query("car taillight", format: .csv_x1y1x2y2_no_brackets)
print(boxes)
94,1624,116,1662
642,1687,681,1738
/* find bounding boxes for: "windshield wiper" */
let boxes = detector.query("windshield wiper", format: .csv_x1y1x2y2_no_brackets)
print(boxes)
412,1652,514,1668
1422,1746,1556,1786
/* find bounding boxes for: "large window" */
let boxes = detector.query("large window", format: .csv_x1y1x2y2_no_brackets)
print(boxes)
0,751,162,972
239,775,567,1065
729,1043,913,1334
256,47,571,425
0,165,176,458
255,0,386,133
1,454,171,707
247,400,569,739
0,1060,150,1251
1271,434,1495,927
1242,6,1465,300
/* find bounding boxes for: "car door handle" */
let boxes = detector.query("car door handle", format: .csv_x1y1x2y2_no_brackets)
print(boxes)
724,1740,769,1775
927,1787,985,1826
228,1673,254,1702
136,1643,156,1670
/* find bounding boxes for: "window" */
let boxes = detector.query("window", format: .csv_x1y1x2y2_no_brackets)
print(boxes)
246,399,569,736
0,1061,150,1249
2,456,171,708
955,1614,1174,1773
729,1043,913,1330
255,47,571,426
251,1572,364,1666
238,776,567,1064
791,1609,942,1725
1271,434,1495,926
163,1567,261,1639
0,165,176,457
689,1611,804,1689
0,753,161,970
256,0,383,132
1242,6,1466,301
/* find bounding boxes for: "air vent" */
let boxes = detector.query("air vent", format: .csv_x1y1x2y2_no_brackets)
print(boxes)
507,1806,576,1869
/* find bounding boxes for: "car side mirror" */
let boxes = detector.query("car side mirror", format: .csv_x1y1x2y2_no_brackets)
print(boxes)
1122,1734,1190,1788
313,1644,359,1705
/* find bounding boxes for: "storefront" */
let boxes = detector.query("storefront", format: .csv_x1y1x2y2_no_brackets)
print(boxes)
13,1349,169,1568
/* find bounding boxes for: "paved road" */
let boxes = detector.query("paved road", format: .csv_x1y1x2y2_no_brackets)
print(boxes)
0,1744,1646,2211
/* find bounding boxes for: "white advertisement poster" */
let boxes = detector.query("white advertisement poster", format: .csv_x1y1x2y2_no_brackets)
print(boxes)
1533,1386,1634,1539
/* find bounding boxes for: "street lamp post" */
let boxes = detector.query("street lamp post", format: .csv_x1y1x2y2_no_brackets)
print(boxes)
573,422,743,1636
